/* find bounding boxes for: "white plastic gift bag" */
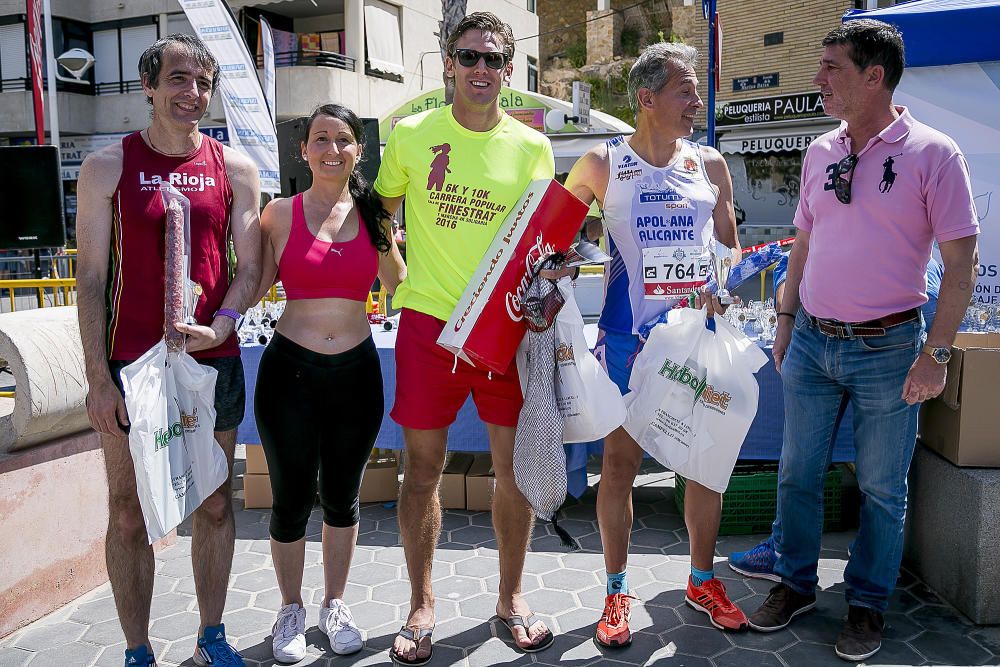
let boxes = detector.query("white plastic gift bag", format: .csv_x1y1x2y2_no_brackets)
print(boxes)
516,278,626,443
120,341,229,542
552,279,626,442
623,308,767,493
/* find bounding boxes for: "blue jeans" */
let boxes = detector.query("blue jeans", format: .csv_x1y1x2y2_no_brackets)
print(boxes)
774,308,925,612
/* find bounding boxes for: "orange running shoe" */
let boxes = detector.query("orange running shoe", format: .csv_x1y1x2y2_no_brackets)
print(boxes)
685,576,749,631
595,593,635,648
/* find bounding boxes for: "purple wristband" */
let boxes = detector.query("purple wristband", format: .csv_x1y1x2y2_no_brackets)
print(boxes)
214,308,241,322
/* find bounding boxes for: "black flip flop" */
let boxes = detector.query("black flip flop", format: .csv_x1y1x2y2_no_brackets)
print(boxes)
389,624,434,666
500,614,555,653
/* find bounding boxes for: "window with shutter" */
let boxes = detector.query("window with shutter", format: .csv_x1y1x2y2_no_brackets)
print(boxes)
0,23,27,81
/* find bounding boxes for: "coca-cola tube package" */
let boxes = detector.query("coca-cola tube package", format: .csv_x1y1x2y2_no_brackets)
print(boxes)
161,185,198,352
437,179,588,374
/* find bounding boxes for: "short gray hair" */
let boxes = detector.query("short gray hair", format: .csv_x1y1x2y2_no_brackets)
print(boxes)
627,42,699,116
138,34,220,105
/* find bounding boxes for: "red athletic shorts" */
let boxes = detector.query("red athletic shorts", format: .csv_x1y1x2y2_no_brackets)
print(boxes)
391,308,523,429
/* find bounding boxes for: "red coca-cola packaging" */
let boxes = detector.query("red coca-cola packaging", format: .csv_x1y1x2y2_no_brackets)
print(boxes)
437,179,589,374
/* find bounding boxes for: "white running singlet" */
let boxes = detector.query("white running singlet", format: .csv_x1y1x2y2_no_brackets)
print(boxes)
599,136,719,336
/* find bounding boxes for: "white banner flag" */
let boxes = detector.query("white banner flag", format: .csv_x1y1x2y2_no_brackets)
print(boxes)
896,63,999,304
178,0,280,194
260,15,276,128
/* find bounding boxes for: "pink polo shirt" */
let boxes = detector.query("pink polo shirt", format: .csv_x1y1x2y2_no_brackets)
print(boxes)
795,106,979,322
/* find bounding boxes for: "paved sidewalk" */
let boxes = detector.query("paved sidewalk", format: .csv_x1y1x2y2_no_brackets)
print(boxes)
2,465,998,667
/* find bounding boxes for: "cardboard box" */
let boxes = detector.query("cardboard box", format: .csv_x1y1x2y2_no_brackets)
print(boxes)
360,454,400,503
465,453,496,511
245,444,268,474
919,332,1000,466
439,452,474,509
243,473,272,509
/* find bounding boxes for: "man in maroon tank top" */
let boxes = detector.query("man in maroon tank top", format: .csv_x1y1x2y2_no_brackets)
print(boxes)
75,34,261,667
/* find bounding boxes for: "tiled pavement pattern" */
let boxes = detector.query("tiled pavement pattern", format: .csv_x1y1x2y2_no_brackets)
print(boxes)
3,462,1000,667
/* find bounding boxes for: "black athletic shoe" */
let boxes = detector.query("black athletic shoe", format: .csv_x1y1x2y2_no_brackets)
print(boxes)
748,583,816,632
835,606,884,662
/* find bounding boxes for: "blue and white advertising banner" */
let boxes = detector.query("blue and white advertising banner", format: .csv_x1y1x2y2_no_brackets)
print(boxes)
178,0,280,194
260,15,276,128
896,63,1000,304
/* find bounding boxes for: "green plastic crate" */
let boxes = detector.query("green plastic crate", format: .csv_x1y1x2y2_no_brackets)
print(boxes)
674,463,843,535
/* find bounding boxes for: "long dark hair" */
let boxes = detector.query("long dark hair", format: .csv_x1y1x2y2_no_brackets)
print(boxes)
302,104,391,254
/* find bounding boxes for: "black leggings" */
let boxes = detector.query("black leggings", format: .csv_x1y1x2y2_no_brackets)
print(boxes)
255,331,384,542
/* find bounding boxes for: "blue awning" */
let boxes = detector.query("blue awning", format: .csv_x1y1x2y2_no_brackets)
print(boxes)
844,0,1000,68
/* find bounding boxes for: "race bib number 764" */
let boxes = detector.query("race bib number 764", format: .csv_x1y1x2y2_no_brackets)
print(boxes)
642,245,709,299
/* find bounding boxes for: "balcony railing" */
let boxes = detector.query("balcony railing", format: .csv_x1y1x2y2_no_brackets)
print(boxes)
255,49,356,73
0,77,137,96
95,80,143,95
0,78,29,93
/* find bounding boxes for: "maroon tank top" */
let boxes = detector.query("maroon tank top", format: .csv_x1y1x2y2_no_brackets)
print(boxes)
278,193,378,302
108,131,236,360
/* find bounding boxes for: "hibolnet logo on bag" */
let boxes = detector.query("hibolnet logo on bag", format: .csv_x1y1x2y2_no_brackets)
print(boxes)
555,342,575,363
658,358,731,412
154,421,183,451
180,407,199,432
154,409,199,451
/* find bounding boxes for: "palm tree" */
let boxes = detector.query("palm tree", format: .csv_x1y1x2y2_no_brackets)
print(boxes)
439,0,467,103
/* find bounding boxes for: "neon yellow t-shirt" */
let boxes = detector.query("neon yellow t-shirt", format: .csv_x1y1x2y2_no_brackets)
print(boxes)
374,105,555,321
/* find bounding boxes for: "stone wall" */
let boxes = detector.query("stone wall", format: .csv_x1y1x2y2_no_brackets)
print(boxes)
586,9,622,64
538,0,673,70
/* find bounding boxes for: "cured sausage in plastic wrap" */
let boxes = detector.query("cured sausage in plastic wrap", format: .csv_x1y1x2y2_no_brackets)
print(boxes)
161,186,192,352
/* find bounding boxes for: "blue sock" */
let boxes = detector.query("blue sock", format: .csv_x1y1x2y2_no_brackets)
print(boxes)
691,565,715,586
607,570,628,595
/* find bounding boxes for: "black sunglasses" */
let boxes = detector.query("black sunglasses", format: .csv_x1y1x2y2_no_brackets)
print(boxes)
451,48,508,70
832,153,858,204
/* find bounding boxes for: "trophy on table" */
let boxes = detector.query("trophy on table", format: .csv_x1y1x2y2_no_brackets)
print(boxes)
710,238,740,305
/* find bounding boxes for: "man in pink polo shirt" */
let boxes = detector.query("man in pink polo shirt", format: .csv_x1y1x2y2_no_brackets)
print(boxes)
744,19,979,662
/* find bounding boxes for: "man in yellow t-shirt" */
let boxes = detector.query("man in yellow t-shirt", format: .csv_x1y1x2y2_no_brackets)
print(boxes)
374,11,555,666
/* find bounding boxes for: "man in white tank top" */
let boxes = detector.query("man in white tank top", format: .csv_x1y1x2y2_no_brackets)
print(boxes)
563,43,745,647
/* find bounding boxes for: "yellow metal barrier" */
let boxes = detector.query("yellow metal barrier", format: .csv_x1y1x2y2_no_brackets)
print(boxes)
50,249,77,280
0,278,76,311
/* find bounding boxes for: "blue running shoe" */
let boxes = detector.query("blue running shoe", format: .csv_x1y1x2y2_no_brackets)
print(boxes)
194,623,244,666
124,645,155,666
728,537,781,582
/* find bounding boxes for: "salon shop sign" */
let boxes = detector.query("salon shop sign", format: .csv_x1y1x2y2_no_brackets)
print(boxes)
438,179,588,374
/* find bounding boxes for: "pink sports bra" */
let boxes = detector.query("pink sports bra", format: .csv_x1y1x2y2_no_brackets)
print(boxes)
278,193,378,301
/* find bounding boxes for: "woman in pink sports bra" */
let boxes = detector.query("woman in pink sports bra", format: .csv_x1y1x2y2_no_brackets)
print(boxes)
254,104,405,662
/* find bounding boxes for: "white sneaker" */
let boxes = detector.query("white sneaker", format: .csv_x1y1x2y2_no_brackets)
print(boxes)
271,603,307,664
319,599,363,655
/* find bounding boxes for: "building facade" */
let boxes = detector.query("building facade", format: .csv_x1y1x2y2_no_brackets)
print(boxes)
535,0,905,243
707,0,906,240
0,0,540,239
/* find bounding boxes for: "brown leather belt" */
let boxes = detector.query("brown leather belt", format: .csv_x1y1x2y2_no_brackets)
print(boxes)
807,308,919,338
